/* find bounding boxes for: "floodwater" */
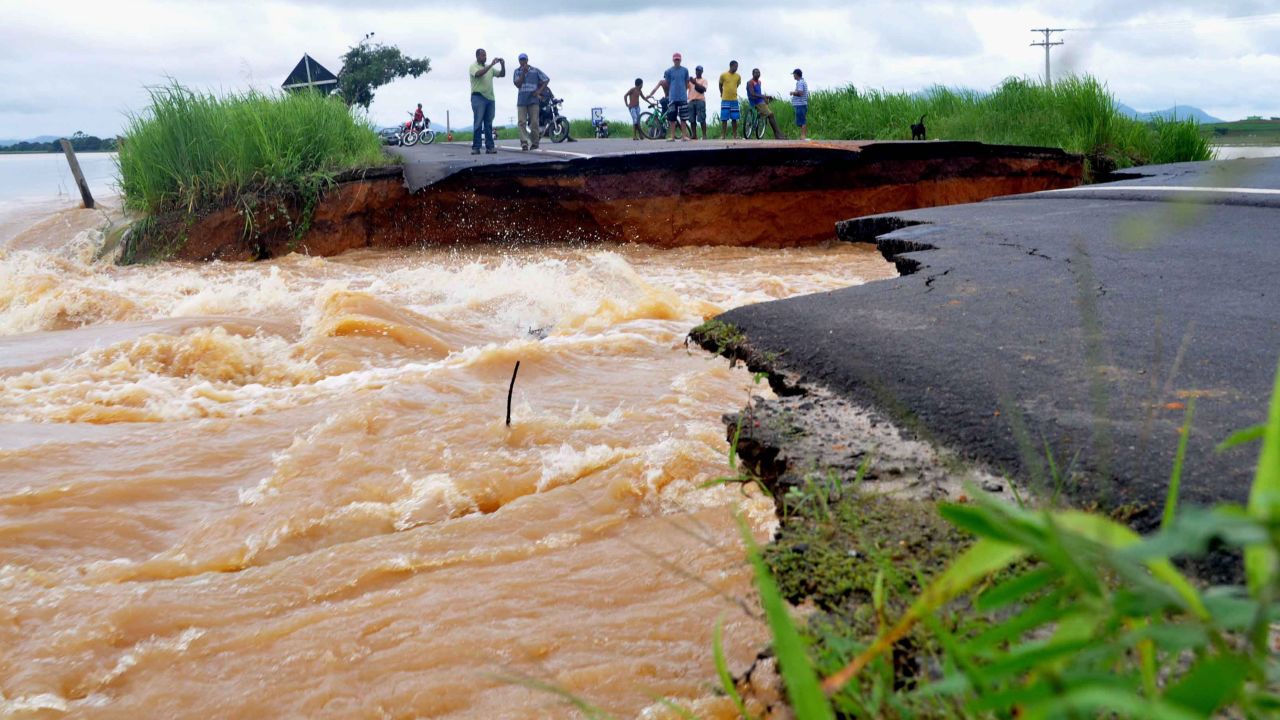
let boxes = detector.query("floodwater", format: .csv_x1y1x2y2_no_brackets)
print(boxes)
0,200,896,718
1213,145,1280,160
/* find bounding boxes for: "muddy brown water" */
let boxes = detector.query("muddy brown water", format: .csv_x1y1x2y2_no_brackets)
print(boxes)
0,202,895,718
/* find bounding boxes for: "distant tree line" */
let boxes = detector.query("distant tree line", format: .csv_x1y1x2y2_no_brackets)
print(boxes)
0,131,118,154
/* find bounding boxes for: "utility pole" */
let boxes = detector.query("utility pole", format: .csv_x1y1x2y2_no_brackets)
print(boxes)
1030,28,1065,86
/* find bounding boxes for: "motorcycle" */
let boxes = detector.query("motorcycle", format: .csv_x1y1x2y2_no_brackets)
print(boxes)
537,98,571,144
590,107,610,139
398,112,436,147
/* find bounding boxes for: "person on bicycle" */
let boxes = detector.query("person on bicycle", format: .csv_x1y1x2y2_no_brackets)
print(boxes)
719,60,742,139
747,68,784,139
660,52,691,142
688,66,709,140
624,78,645,140
513,53,549,151
413,103,426,128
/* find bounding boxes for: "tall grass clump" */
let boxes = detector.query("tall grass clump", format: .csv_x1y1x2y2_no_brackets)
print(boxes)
118,82,389,216
767,75,1211,173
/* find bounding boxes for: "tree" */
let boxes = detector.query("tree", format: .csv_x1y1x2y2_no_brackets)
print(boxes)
336,33,430,110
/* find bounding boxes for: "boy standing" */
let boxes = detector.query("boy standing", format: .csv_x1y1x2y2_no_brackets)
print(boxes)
718,60,741,139
790,68,810,141
623,78,645,140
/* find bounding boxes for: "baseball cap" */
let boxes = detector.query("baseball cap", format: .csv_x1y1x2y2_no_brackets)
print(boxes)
672,52,682,61
518,53,528,60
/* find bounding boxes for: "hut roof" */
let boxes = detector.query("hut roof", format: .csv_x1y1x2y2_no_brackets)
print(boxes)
282,54,338,92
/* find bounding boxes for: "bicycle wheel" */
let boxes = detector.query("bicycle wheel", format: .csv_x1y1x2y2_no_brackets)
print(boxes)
403,131,419,147
640,112,660,139
549,117,570,143
420,130,436,145
741,113,753,139
754,116,766,139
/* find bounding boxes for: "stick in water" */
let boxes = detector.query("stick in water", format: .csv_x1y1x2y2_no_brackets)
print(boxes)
506,361,520,427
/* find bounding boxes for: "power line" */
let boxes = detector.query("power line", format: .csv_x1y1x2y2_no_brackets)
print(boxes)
1065,11,1280,33
1031,28,1064,86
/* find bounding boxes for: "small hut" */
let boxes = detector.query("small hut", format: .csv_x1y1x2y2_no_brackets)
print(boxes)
282,54,339,95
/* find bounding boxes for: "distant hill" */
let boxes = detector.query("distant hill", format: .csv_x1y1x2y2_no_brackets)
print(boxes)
0,135,60,147
1117,104,1223,124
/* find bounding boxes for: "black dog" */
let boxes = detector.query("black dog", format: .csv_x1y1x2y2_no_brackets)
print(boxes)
910,114,927,141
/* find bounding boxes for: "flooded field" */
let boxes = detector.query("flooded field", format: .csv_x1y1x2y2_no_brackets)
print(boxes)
0,200,895,718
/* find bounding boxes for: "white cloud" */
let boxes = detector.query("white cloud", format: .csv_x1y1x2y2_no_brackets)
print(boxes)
0,0,1276,139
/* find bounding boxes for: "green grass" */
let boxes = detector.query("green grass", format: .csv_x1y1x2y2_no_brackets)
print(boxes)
760,75,1212,172
738,358,1280,719
117,82,390,216
488,76,1211,174
1202,119,1280,146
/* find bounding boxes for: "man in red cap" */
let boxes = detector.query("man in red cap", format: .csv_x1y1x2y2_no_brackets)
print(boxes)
661,52,692,141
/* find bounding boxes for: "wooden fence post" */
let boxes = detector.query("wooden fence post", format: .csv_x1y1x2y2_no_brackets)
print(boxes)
58,139,95,209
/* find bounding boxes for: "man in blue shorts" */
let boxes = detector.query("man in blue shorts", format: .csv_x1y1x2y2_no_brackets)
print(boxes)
718,60,741,139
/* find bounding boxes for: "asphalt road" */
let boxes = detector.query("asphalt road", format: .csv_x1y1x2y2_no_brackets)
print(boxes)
715,157,1280,527
389,138,874,189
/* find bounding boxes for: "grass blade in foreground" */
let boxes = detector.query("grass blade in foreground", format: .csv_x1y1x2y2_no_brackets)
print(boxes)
1246,360,1280,595
739,520,834,720
821,536,1027,693
713,618,752,720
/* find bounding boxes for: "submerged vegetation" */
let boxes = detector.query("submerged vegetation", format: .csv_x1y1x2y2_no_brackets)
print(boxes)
118,83,389,217
766,76,1213,173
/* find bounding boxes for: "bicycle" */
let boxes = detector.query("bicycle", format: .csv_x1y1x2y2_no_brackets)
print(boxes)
740,101,767,140
638,99,668,140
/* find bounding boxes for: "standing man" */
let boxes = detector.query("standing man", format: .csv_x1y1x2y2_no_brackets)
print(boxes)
469,49,504,155
718,60,741,139
688,65,709,140
662,52,691,142
747,68,784,139
513,53,549,151
790,68,810,141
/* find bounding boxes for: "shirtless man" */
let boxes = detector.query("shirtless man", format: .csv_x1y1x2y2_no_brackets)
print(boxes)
623,78,645,140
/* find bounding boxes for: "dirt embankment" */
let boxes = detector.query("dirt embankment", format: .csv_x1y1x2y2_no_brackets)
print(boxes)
121,142,1083,263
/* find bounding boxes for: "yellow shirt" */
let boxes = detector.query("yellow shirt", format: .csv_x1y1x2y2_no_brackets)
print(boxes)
719,71,741,99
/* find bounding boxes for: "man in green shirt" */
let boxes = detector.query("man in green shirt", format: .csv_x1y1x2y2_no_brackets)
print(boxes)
469,48,505,155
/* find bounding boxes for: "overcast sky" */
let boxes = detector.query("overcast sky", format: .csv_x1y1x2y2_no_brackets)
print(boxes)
2,0,1278,139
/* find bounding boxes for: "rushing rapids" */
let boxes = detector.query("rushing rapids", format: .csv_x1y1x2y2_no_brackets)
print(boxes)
0,200,895,718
